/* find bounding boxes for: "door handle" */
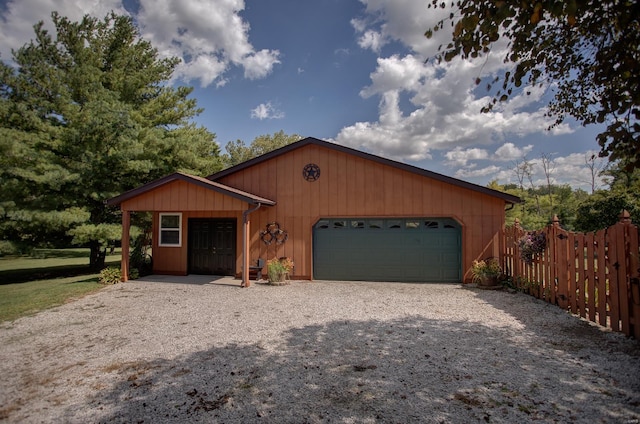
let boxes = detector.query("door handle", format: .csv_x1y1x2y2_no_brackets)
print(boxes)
212,247,217,254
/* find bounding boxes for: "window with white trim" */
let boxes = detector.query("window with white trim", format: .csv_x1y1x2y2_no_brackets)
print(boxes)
159,213,182,247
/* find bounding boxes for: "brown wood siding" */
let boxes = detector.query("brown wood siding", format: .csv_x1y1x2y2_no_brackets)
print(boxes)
120,180,248,276
151,211,187,275
120,180,248,212
151,211,244,276
217,144,506,282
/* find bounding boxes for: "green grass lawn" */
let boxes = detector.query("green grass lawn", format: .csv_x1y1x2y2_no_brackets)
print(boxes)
0,248,122,321
0,248,122,271
0,275,104,322
0,248,122,284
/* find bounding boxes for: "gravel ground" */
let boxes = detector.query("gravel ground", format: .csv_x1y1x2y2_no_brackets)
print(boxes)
1,275,639,423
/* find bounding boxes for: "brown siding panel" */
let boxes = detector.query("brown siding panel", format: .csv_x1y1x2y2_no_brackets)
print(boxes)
117,142,509,281
217,144,506,282
121,180,248,212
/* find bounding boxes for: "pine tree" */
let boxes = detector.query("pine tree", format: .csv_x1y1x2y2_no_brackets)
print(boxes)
0,12,222,268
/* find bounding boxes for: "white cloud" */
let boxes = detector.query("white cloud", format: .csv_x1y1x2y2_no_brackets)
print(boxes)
0,0,126,61
241,49,281,80
356,30,386,53
336,0,576,170
350,17,367,33
456,150,608,192
551,151,608,191
351,0,451,57
494,143,534,162
250,102,284,120
138,0,280,86
445,147,489,167
360,54,426,98
0,0,279,87
175,54,228,88
454,165,502,179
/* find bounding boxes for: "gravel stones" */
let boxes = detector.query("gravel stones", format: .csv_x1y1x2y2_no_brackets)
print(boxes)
1,277,639,423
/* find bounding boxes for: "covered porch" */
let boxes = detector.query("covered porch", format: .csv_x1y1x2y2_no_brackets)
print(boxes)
106,172,275,287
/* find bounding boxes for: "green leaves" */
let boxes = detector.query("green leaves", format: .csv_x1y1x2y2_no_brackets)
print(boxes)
0,11,223,262
222,130,303,168
426,0,640,170
68,223,122,247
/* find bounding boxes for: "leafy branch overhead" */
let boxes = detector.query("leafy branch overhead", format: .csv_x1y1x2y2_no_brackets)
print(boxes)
425,0,640,170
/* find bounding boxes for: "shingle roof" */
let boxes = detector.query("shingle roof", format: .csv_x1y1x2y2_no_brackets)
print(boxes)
208,137,521,204
105,172,276,207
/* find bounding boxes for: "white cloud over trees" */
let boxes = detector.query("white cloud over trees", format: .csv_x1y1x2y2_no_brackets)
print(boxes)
0,0,280,88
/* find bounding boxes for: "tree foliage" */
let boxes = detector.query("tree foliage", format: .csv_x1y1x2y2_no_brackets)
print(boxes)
426,0,640,170
222,130,303,168
495,161,638,232
0,12,222,267
502,181,588,231
573,164,640,231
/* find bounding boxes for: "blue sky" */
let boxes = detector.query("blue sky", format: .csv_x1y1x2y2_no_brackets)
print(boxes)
0,0,608,191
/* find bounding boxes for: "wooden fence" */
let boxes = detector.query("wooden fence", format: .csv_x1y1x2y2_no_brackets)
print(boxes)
501,211,640,339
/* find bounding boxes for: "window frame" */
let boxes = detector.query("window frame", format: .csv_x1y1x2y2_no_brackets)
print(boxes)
158,213,182,247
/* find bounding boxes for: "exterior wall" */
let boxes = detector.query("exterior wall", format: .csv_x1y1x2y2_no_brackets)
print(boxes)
150,211,244,276
120,179,248,211
120,180,247,276
217,144,507,282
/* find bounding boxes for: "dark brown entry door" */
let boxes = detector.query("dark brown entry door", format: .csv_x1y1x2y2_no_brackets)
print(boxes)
188,219,236,275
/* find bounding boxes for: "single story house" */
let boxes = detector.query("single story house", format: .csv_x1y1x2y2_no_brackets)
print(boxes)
107,137,520,286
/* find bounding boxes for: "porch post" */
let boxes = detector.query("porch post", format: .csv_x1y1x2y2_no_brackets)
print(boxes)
243,216,251,287
121,209,131,282
242,202,262,287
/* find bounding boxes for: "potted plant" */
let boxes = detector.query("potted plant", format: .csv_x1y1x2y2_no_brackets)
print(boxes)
267,257,294,285
471,257,502,287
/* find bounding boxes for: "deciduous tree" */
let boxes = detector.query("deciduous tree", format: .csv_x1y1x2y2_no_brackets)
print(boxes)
426,0,640,170
574,164,640,231
222,130,303,167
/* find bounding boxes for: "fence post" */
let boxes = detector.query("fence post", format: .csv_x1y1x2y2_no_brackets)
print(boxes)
546,216,556,304
553,215,570,309
514,219,522,289
620,210,640,339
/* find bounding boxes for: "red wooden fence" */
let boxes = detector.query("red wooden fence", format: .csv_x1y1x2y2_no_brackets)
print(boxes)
501,211,640,339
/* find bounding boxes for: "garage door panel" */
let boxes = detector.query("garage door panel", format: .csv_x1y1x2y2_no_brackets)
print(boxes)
313,218,461,282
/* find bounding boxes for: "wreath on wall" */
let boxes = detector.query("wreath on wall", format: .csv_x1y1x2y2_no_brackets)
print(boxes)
260,222,288,245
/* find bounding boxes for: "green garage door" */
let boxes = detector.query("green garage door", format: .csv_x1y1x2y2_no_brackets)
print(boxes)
313,218,461,282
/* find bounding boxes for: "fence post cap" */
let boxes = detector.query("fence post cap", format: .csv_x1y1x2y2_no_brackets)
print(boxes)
514,218,520,227
552,214,560,227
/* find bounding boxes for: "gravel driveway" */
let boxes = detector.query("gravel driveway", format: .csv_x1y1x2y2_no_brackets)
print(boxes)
1,276,639,423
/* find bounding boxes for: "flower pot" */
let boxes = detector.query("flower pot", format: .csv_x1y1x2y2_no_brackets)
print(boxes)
270,272,287,283
477,275,500,289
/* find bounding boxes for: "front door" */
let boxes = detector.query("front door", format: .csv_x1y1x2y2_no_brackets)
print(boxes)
188,219,236,275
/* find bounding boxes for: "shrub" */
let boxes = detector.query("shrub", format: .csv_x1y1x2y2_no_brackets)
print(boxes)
99,267,122,285
129,233,153,277
0,240,19,257
128,268,140,280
